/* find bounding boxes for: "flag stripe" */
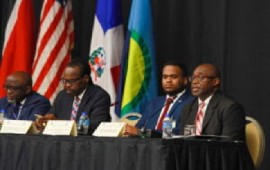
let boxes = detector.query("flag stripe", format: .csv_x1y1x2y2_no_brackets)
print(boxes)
32,0,74,102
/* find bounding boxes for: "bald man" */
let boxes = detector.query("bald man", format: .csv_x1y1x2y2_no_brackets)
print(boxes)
0,71,51,120
179,63,246,140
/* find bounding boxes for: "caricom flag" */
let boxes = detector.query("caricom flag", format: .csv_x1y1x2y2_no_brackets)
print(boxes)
89,0,124,121
115,0,158,117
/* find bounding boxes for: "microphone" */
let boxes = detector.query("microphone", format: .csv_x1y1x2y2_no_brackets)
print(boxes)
139,102,168,138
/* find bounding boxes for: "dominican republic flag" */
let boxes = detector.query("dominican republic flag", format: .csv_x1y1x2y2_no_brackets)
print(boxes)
89,0,124,121
115,0,158,117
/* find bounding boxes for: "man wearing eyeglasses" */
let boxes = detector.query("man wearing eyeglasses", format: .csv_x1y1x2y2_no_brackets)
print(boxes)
36,60,111,135
0,71,51,120
179,63,246,140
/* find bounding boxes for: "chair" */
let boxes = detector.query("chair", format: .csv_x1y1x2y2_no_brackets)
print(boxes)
120,112,142,126
245,116,265,169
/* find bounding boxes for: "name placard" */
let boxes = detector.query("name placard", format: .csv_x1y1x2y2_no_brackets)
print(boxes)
0,120,38,134
93,122,126,137
42,120,77,136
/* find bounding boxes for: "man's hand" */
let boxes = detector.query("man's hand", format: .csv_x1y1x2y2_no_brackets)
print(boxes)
123,124,139,136
34,114,56,131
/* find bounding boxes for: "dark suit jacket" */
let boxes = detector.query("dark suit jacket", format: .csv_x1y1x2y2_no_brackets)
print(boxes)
49,84,111,135
136,90,194,134
0,91,51,120
179,91,246,140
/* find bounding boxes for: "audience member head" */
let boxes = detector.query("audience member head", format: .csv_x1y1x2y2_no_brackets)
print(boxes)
190,63,221,101
4,71,32,103
61,59,92,97
161,60,189,97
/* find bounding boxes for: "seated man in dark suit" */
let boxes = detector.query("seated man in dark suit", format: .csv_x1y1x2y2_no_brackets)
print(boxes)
0,71,51,120
179,63,246,140
124,61,194,136
36,60,111,135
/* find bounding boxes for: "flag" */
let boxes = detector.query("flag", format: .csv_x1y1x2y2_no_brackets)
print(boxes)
0,0,35,97
115,0,158,117
32,0,74,102
89,0,124,121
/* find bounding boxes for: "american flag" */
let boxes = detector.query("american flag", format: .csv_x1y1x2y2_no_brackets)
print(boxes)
32,0,74,102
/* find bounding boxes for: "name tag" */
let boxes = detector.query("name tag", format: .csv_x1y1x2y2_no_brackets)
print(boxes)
0,120,38,134
93,122,126,137
43,120,77,136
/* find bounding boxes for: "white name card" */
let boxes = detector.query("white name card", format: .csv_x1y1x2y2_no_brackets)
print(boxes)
43,120,77,136
0,120,38,134
93,122,126,137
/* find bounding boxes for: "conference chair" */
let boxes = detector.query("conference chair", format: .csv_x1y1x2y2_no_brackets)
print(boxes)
245,116,265,169
120,112,142,126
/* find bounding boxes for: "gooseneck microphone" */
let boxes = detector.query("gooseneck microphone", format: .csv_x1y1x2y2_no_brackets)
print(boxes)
139,102,168,137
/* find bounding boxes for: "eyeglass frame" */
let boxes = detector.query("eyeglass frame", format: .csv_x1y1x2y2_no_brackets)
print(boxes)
61,76,84,85
3,85,26,91
189,75,217,82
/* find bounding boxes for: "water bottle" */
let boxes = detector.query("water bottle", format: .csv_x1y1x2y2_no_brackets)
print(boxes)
77,112,90,135
0,109,6,124
162,114,173,138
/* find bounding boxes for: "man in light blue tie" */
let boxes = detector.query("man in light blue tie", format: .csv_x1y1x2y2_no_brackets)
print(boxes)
0,71,51,120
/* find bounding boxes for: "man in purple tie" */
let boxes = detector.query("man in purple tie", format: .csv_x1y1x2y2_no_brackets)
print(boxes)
35,60,111,135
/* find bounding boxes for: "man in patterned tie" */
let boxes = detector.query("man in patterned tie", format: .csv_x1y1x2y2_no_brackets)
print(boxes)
179,63,246,140
0,71,51,120
35,60,111,135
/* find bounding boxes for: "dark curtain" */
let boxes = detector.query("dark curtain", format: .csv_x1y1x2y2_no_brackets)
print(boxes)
0,0,269,169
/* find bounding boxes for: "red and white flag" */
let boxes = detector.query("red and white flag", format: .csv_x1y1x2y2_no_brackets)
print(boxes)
0,0,35,97
89,0,124,121
32,0,74,102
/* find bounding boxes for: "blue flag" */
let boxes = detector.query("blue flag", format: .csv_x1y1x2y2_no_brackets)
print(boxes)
116,0,158,117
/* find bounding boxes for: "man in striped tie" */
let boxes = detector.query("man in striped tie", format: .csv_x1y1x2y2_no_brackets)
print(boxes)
35,60,111,135
179,63,246,140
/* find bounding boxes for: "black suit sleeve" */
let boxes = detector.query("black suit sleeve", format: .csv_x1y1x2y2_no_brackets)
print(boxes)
87,87,111,134
220,102,246,140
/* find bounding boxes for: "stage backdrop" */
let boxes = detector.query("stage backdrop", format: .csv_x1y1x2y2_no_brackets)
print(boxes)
0,0,269,169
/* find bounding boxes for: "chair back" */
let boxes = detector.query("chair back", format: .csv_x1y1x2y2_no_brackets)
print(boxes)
245,116,265,169
120,112,142,126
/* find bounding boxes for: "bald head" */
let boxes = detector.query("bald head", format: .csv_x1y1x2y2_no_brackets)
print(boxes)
5,71,32,103
195,63,220,78
8,71,32,86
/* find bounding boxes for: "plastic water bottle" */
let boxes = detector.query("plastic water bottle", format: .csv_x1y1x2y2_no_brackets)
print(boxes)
77,112,90,135
162,114,173,138
0,109,6,124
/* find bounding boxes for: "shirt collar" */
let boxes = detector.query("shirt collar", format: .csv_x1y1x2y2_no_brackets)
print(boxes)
166,89,186,103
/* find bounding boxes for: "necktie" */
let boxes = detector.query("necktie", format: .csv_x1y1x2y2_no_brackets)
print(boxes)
195,102,205,135
71,96,80,120
156,97,174,130
12,103,21,119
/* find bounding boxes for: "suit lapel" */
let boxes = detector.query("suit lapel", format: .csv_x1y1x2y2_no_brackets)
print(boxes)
189,101,198,124
169,90,188,117
202,93,220,130
77,86,92,114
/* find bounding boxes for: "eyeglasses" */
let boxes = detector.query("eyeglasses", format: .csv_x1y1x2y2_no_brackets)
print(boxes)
189,75,216,82
3,85,24,91
61,77,83,84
